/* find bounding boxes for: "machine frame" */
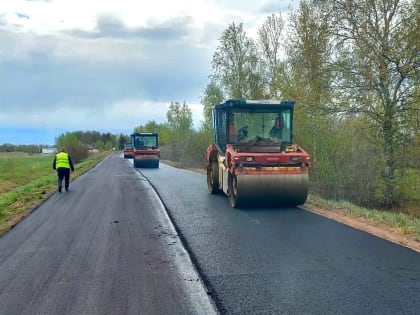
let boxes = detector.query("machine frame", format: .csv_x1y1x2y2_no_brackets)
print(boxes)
131,132,160,168
205,99,311,208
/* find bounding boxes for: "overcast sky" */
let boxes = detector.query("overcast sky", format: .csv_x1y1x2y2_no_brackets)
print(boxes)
0,0,297,145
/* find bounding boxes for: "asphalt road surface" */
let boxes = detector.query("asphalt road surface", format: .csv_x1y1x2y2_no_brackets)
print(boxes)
139,161,420,315
1,153,419,315
0,153,216,315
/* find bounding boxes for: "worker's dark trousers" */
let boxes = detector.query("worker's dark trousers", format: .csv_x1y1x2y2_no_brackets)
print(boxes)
57,168,71,189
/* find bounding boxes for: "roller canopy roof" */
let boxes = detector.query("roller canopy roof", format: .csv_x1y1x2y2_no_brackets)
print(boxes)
214,99,295,110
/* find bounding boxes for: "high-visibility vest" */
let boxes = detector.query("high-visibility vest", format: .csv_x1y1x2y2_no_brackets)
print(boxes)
56,152,70,169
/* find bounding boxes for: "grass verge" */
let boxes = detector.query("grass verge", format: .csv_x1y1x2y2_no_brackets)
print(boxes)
0,152,109,236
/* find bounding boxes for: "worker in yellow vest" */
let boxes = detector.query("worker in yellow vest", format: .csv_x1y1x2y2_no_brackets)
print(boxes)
53,147,75,193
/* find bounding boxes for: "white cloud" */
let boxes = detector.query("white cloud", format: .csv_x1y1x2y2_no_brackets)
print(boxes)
0,0,296,144
105,99,204,129
2,0,294,37
2,0,228,34
1,98,204,131
106,99,169,126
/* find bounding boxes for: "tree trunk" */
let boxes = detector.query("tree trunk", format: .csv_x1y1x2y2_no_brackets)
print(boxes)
383,107,396,208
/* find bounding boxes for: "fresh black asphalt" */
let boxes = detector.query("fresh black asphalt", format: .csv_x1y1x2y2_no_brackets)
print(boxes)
140,163,420,315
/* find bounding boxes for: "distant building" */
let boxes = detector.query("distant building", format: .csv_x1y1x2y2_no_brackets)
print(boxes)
42,147,56,154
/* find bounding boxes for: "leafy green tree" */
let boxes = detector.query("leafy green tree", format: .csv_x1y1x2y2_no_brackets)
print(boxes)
56,133,79,149
0,144,16,152
212,22,264,99
288,0,332,107
153,0,418,210
181,129,212,168
144,121,161,133
56,132,88,163
100,132,117,149
73,130,101,147
258,12,285,98
134,120,162,133
201,80,224,132
118,133,129,150
325,0,419,207
71,130,119,149
166,102,193,133
164,101,193,161
286,0,336,201
155,126,172,146
133,121,171,145
94,140,105,151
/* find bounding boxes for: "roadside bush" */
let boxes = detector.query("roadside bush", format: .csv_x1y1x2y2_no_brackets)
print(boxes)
56,132,89,163
160,130,212,169
66,142,89,164
182,130,212,168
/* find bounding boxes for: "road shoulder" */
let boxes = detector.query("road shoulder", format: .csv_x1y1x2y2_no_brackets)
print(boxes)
302,203,420,253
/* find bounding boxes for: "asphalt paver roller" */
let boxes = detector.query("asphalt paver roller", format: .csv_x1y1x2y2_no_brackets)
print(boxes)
131,132,160,168
205,99,311,208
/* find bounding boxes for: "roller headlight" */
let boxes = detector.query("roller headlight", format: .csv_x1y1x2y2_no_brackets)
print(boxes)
290,156,300,162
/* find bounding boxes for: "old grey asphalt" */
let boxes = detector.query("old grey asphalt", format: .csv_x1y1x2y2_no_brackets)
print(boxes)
0,153,216,315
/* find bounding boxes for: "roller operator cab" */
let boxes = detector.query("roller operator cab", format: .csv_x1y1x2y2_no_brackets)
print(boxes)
123,142,134,159
131,132,160,168
205,99,311,208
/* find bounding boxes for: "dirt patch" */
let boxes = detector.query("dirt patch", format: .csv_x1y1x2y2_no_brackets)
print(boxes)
301,202,420,253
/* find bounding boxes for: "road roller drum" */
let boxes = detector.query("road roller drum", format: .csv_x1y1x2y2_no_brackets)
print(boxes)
205,99,311,208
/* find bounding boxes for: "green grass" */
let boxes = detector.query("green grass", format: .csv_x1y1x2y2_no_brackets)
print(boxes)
0,153,54,193
0,151,109,235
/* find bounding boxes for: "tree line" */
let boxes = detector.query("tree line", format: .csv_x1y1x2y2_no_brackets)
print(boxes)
55,131,135,163
198,0,419,209
132,101,210,168
5,0,417,210
81,0,420,210
162,0,417,210
1,131,124,164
